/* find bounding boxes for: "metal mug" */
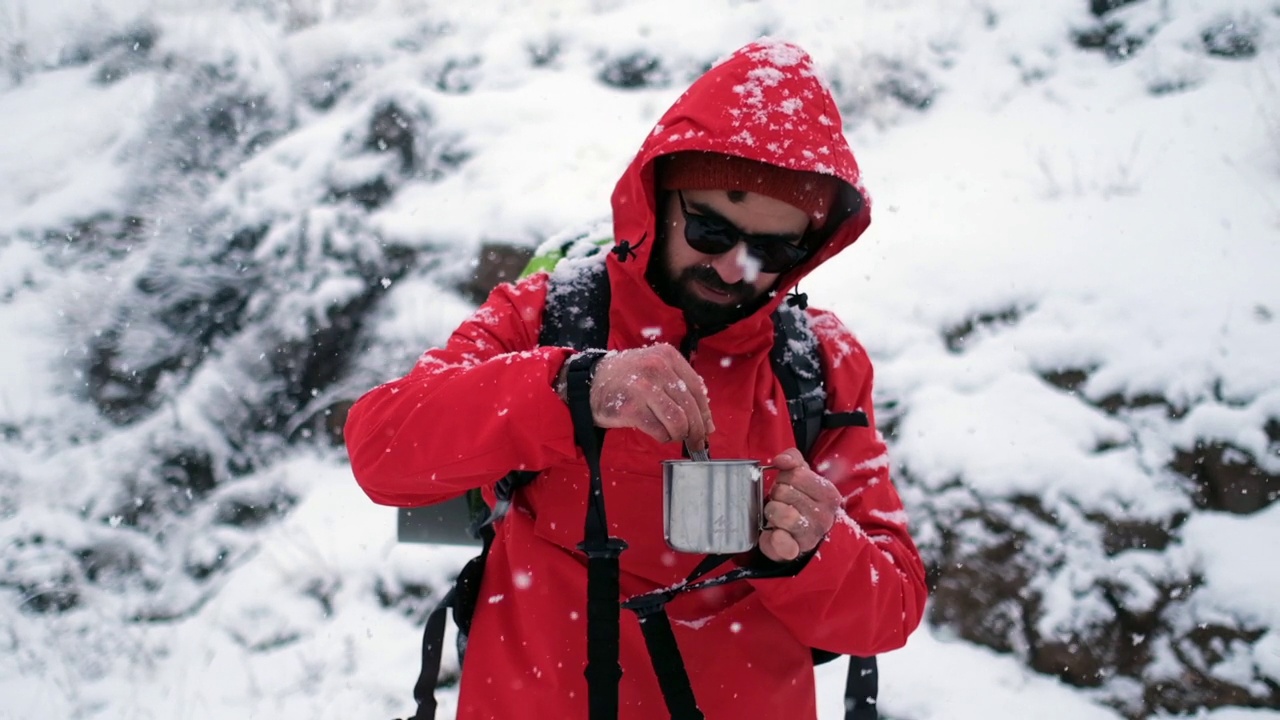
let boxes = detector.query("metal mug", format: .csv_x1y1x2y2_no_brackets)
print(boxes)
662,459,769,554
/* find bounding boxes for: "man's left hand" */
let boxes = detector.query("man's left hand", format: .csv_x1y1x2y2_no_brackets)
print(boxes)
759,448,841,562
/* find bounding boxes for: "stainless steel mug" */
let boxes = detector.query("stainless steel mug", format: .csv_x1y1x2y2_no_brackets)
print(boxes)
663,459,767,554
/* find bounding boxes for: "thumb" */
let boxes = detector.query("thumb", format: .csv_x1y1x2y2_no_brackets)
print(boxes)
770,447,807,470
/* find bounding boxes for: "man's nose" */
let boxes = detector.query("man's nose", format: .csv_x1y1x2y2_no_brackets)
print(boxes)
708,245,750,284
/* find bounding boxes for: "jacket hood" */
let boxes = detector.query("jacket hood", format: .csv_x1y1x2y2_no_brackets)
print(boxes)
606,40,872,350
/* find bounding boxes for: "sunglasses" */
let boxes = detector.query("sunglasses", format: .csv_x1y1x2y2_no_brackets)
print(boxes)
676,191,810,274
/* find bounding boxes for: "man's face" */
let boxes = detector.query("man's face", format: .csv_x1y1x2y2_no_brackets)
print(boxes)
648,189,810,328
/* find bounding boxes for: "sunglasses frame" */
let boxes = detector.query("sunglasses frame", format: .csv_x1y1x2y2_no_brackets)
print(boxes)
675,191,811,274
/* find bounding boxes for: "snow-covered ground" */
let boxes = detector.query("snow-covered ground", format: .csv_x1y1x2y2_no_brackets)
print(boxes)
1,0,1277,718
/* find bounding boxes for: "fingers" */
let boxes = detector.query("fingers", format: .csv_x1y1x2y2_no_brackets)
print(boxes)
588,345,714,446
665,352,715,441
771,450,842,509
659,373,708,447
762,499,824,559
763,458,842,556
759,528,801,562
637,389,695,444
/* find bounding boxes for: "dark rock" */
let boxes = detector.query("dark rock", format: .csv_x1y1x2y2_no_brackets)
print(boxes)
156,283,252,338
95,24,158,85
877,63,937,110
184,543,231,580
326,175,394,210
325,399,355,446
2,536,81,614
1202,18,1259,59
1092,513,1184,555
1090,0,1145,16
84,223,271,426
599,51,669,89
460,243,536,304
435,56,481,94
1094,390,1181,417
76,541,142,586
158,62,287,177
1027,617,1120,687
527,37,562,67
291,398,354,447
1041,367,1092,394
300,62,358,110
256,288,382,435
88,245,258,425
42,214,147,266
213,485,297,528
1171,440,1279,514
1148,75,1201,96
86,329,184,425
926,508,1039,653
1073,21,1150,60
943,305,1027,353
211,224,269,267
366,103,416,172
160,448,220,509
374,575,439,623
1147,623,1279,714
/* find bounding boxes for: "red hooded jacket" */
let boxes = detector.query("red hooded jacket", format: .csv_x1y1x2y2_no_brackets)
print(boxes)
346,40,927,720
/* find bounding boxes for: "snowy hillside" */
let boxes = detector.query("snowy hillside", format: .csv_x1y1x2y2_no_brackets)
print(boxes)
1,0,1277,718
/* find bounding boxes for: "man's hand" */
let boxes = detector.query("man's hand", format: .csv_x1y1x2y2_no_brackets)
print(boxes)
575,345,715,449
760,448,841,562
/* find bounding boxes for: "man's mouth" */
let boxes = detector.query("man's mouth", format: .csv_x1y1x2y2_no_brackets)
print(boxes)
691,277,736,303
683,265,750,303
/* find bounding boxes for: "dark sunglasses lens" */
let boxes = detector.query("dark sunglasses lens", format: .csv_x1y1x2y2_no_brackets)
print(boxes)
683,208,808,273
683,215,738,254
753,243,807,273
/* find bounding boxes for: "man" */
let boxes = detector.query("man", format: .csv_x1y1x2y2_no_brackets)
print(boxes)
345,40,927,720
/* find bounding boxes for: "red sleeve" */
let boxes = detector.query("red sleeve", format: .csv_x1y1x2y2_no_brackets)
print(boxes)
748,310,928,656
343,274,580,507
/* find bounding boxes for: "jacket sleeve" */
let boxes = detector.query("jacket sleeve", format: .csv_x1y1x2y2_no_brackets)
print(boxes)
344,274,580,507
748,310,928,657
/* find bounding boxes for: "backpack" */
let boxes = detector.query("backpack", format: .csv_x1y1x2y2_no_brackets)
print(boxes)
397,229,878,720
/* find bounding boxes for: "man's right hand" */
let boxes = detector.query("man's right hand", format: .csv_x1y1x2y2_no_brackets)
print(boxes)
574,345,714,449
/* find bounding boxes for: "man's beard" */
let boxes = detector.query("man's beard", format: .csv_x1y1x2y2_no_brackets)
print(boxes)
647,260,766,330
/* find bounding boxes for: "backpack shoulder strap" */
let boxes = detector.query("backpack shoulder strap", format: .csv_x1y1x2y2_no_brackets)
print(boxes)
539,255,610,350
770,296,870,459
770,296,828,459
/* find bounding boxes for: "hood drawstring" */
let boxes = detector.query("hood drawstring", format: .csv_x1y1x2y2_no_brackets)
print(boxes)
611,232,646,263
786,291,809,310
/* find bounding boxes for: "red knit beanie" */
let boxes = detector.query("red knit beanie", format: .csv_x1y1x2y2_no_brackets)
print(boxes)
657,152,842,228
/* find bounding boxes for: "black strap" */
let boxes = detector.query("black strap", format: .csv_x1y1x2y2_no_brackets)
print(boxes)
632,604,704,720
405,522,494,720
620,551,816,719
770,299,827,458
405,586,451,720
566,351,628,720
844,655,879,720
822,410,870,429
